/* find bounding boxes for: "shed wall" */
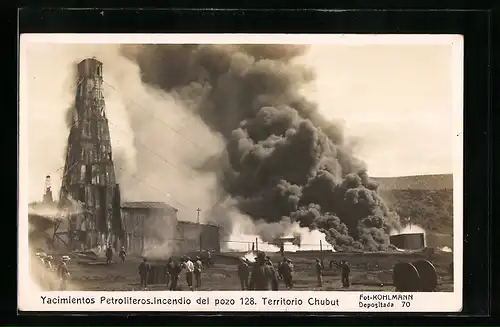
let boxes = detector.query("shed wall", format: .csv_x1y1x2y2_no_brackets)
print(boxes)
122,207,178,255
390,233,425,250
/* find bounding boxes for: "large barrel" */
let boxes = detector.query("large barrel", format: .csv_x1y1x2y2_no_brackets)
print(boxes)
392,262,421,292
413,260,438,292
147,264,167,285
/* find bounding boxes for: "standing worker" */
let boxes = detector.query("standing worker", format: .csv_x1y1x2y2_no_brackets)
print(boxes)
237,257,250,290
282,258,294,289
248,251,279,291
194,256,203,289
138,258,151,289
165,258,173,289
105,245,113,265
44,255,54,290
44,255,53,270
315,258,324,287
206,250,213,267
183,256,195,291
340,260,351,288
280,243,284,257
167,258,181,291
119,246,126,264
277,258,286,280
57,256,71,291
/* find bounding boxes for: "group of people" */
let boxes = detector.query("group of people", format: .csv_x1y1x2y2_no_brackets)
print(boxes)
237,252,351,291
103,245,127,264
34,252,71,291
239,251,282,290
137,255,205,291
237,254,295,291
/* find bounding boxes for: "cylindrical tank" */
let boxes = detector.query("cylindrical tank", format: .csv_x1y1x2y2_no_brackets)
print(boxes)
390,233,425,250
412,260,438,292
393,262,421,292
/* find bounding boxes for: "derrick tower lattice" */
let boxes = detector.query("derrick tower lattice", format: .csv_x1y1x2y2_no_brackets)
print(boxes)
58,58,122,250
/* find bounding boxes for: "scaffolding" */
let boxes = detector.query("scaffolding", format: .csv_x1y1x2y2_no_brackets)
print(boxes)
58,58,122,251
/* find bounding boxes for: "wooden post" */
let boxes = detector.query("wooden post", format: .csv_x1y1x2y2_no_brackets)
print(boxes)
199,233,202,252
141,214,145,255
320,240,324,267
255,238,259,252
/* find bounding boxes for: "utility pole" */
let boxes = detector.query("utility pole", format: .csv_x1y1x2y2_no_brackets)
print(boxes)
405,217,412,230
320,240,324,267
197,208,202,252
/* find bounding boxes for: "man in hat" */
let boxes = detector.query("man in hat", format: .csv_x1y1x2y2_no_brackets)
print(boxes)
35,253,47,288
206,250,213,268
315,258,324,287
119,246,127,264
237,257,250,290
248,251,279,291
105,245,113,265
45,255,54,270
46,255,56,290
57,256,71,291
194,256,203,289
265,256,273,267
282,258,294,289
277,257,287,280
164,258,172,289
340,260,351,288
167,258,181,291
183,256,195,291
138,258,151,289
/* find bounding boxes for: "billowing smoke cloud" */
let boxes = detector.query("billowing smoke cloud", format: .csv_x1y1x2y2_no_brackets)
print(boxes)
24,43,223,222
25,43,136,203
122,44,401,251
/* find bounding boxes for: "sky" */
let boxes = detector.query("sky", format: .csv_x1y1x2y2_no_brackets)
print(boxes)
299,44,454,177
21,36,458,204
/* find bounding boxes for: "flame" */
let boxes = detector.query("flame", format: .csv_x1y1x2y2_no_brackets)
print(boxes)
438,246,452,252
223,224,336,253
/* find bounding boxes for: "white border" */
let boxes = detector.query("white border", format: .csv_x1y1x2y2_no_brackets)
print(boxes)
18,34,464,312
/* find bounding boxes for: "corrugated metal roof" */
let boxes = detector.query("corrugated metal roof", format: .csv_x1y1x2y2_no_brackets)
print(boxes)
121,201,178,212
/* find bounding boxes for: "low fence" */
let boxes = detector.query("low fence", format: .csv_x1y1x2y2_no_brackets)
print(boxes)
219,239,335,253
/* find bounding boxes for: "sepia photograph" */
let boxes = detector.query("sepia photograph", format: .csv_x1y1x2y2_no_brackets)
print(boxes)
18,34,463,312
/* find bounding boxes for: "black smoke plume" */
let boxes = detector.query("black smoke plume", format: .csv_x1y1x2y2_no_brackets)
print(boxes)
121,44,401,251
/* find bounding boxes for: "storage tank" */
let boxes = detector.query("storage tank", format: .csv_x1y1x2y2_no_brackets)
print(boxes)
390,232,425,250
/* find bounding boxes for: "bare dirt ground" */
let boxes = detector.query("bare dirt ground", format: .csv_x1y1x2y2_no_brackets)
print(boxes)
50,250,453,292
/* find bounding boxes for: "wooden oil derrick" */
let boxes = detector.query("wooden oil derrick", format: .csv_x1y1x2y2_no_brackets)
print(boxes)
58,58,122,251
43,175,53,204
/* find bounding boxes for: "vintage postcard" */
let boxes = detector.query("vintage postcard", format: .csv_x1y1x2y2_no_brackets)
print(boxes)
18,34,463,312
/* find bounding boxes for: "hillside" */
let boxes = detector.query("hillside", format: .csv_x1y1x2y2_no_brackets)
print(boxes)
373,174,454,236
372,174,453,191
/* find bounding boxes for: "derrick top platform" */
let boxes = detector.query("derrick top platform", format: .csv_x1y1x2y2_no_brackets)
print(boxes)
77,57,103,78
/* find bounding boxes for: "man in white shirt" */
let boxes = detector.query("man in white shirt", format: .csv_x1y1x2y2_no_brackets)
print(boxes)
183,256,195,291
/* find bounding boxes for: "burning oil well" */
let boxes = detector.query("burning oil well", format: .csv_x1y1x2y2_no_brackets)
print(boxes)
45,47,408,255
125,45,402,252
28,175,60,251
